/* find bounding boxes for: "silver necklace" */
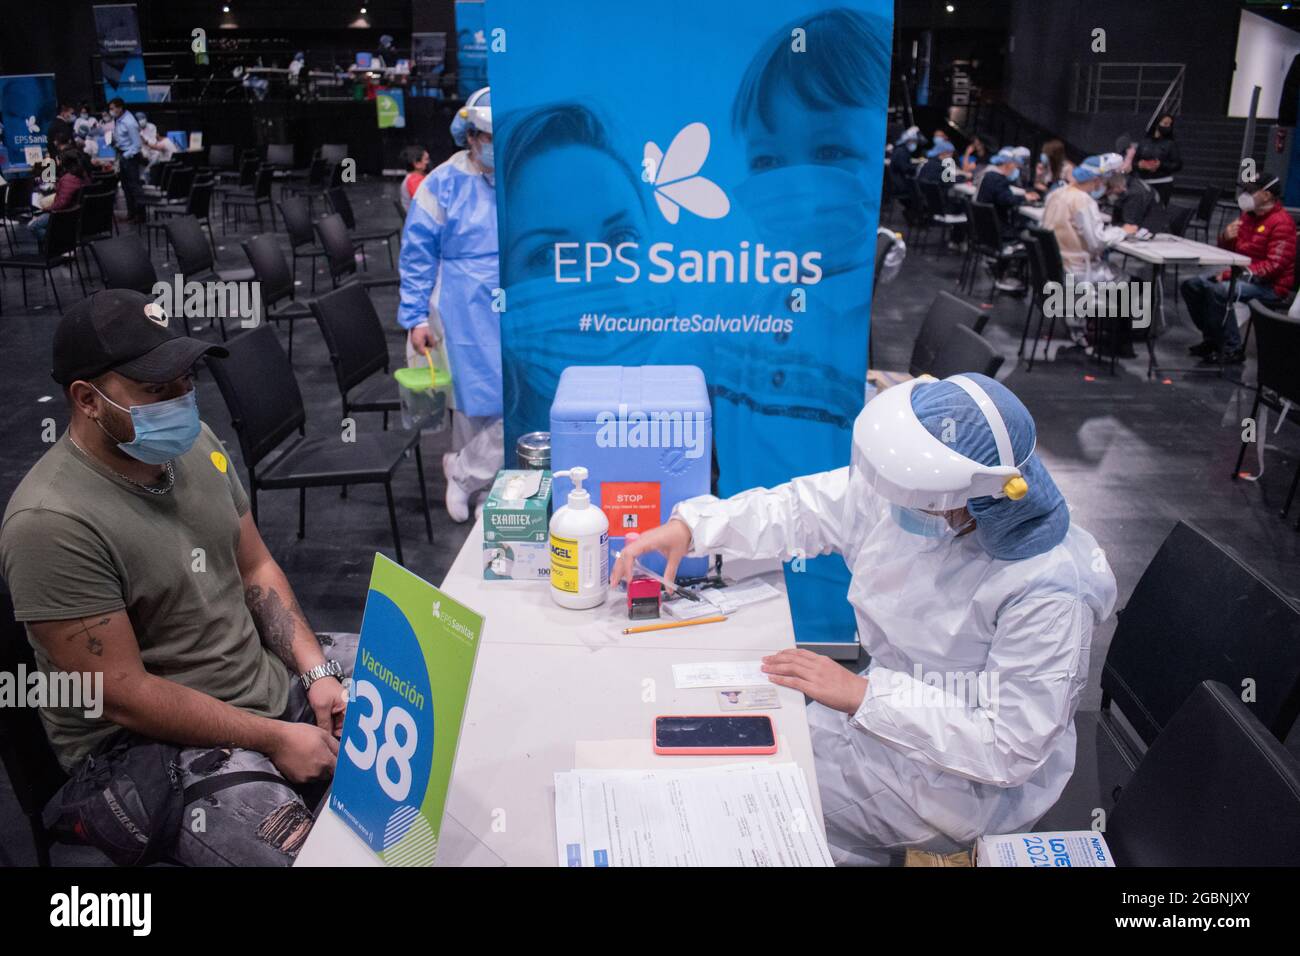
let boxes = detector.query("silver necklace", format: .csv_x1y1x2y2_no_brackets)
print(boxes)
68,434,176,495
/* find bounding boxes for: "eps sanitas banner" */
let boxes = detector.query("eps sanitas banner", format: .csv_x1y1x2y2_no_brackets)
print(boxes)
486,0,892,646
0,74,56,172
329,555,482,865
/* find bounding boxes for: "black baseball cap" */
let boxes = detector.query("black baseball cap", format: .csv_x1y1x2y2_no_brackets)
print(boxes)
51,289,228,386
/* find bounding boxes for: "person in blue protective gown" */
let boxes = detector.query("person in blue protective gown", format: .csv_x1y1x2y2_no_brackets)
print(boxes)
398,86,503,522
613,373,1117,865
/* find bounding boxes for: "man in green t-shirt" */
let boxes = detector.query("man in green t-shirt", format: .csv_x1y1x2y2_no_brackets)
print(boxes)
1,289,353,866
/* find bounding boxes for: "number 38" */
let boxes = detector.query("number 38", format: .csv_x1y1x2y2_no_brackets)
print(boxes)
342,679,418,801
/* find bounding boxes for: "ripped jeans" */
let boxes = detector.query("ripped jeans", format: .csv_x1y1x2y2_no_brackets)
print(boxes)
72,632,357,867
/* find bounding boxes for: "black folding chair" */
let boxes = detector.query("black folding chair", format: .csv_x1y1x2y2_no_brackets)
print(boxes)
162,215,255,339
1188,185,1221,244
221,166,275,234
1233,301,1300,527
906,290,989,377
0,206,87,313
1104,681,1300,866
326,186,399,269
280,158,331,216
89,233,158,294
0,588,69,867
314,213,398,290
277,196,330,291
240,233,316,358
308,281,402,430
205,324,432,563
1036,521,1300,831
926,323,1003,378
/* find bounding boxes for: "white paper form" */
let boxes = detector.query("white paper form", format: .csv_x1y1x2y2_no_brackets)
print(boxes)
664,578,782,620
554,763,832,867
672,660,770,688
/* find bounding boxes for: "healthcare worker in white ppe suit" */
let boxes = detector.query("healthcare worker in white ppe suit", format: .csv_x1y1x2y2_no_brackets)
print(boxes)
398,87,503,522
613,372,1117,865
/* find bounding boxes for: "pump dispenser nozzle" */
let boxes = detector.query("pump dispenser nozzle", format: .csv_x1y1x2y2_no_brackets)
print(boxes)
554,467,590,509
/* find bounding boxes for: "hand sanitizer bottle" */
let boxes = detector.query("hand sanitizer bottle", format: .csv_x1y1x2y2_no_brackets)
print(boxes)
549,466,609,609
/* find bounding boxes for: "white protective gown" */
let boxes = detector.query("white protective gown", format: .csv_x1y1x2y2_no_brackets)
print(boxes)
673,462,1117,865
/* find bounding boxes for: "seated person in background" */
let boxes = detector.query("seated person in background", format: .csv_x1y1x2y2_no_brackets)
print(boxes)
1034,138,1073,194
889,125,922,208
977,149,1040,236
1180,174,1296,366
917,137,966,244
1108,167,1170,234
0,291,355,867
399,143,430,213
1132,113,1182,206
138,113,178,167
1042,153,1139,351
28,147,91,247
47,103,76,151
73,103,97,141
976,150,1040,292
961,133,992,178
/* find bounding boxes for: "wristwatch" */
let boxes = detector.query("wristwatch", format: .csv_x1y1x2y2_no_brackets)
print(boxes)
300,660,343,691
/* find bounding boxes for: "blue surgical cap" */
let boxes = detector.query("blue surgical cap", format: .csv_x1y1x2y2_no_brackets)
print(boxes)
449,110,469,147
909,373,1070,560
927,140,955,158
1072,157,1103,183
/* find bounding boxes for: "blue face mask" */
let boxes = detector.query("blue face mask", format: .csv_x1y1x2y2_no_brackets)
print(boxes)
1088,184,1106,199
735,164,874,276
476,141,494,170
1007,167,1020,183
93,385,201,465
891,503,962,539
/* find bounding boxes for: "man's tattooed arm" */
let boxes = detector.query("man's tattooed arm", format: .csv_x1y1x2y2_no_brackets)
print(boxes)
244,583,320,672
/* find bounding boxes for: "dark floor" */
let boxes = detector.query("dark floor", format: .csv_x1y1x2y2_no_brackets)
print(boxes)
1,181,1298,864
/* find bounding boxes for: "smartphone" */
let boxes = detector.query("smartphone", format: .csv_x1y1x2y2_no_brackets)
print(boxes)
653,715,777,756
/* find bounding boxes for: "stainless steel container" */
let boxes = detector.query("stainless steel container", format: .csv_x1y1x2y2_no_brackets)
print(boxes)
516,431,551,470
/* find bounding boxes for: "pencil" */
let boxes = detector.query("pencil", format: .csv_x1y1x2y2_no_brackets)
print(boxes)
622,615,728,635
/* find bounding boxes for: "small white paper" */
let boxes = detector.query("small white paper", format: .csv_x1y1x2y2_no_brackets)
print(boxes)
672,660,769,689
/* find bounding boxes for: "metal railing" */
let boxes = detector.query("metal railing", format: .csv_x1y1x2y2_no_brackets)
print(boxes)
1070,62,1184,116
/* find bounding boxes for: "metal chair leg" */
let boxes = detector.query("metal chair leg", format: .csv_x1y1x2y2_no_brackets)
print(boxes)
414,444,433,543
384,481,403,565
1233,393,1262,478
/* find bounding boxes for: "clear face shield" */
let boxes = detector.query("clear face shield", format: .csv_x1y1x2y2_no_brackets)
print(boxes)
848,376,1031,542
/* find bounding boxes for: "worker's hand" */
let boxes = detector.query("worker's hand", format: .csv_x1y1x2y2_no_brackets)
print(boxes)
761,649,868,715
1122,223,1139,235
1025,190,1041,202
307,675,347,738
408,323,438,354
268,722,339,783
610,518,692,590
1224,220,1240,241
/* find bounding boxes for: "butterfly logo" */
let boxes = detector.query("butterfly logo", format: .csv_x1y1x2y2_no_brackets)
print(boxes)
431,600,441,619
25,115,39,134
643,122,730,224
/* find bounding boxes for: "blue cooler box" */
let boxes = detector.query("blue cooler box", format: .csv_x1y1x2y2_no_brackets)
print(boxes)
551,366,712,579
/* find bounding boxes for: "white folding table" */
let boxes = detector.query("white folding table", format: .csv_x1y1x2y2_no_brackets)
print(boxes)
295,517,827,867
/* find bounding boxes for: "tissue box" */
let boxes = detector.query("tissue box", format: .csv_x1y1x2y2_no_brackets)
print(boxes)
975,830,1115,867
482,470,552,581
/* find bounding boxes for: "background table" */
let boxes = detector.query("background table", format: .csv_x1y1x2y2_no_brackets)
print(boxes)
1111,234,1250,376
296,517,826,867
